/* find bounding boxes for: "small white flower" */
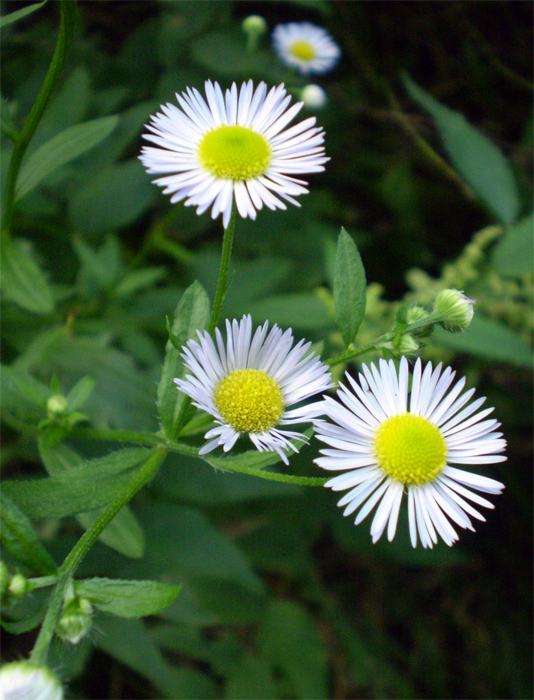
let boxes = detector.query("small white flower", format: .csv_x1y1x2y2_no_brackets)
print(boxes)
140,80,328,228
314,357,506,548
175,315,332,464
272,22,341,75
0,662,63,700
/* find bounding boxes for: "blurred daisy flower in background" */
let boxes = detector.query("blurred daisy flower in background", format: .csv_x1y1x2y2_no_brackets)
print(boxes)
272,22,341,75
175,315,332,463
140,80,328,228
0,662,63,700
314,357,506,548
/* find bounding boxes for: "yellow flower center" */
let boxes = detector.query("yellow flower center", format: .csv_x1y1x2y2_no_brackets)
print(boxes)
198,125,272,181
289,40,317,62
214,368,285,434
374,413,447,486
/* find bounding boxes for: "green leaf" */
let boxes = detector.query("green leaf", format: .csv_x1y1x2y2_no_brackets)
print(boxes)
225,657,278,700
69,158,157,235
403,73,520,224
0,364,49,422
38,441,145,558
432,313,533,368
0,0,47,30
76,577,181,618
334,227,367,347
113,267,166,299
97,616,217,699
0,238,54,314
0,492,57,575
2,448,151,519
258,600,329,699
158,282,210,440
492,212,534,277
73,235,122,291
65,376,95,411
15,116,118,201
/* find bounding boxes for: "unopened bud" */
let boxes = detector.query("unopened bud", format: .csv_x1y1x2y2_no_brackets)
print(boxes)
8,572,29,597
301,84,328,109
56,597,93,645
0,661,63,700
242,15,267,37
434,289,475,332
392,334,419,355
406,306,433,338
46,395,68,417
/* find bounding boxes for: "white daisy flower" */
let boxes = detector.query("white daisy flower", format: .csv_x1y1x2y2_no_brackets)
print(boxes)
175,315,332,464
314,357,506,548
0,662,63,700
272,22,341,75
139,80,328,228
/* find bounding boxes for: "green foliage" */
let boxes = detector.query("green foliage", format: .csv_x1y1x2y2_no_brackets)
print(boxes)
76,577,181,618
0,238,54,314
334,227,367,347
158,282,210,440
403,73,521,225
492,212,534,277
0,492,57,575
0,0,47,30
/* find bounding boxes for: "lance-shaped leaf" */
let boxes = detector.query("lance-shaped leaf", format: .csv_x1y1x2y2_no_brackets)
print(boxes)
2,448,151,519
0,238,54,314
16,115,119,201
38,441,145,558
334,227,367,348
403,73,520,225
0,0,47,30
492,212,534,278
0,492,57,575
76,577,181,618
157,282,210,440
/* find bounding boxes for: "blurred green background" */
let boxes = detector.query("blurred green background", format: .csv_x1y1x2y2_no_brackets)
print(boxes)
1,1,532,698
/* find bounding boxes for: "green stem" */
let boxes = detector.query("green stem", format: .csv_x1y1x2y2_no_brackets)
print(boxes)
2,1,76,238
29,446,167,665
326,314,444,368
70,427,327,486
208,205,236,334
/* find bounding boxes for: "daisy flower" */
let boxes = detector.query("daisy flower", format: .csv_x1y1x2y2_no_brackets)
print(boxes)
175,315,332,464
314,357,506,548
272,22,341,75
0,662,63,700
139,80,328,228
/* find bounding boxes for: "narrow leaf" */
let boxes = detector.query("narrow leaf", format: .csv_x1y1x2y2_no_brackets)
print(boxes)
0,238,54,314
2,448,151,519
76,577,181,618
334,227,367,347
39,441,145,558
65,375,95,411
0,492,57,575
157,282,210,440
16,115,118,201
0,364,49,422
492,212,534,277
403,73,520,224
0,0,47,30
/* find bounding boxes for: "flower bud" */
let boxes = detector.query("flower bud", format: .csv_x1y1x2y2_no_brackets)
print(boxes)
301,84,328,109
46,395,68,418
242,15,267,37
406,305,434,338
0,661,63,700
56,597,93,645
8,572,30,598
434,289,475,332
392,333,419,355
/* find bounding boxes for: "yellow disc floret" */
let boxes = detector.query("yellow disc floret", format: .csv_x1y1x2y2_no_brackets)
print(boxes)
214,368,285,434
289,40,317,62
374,413,447,486
199,125,272,181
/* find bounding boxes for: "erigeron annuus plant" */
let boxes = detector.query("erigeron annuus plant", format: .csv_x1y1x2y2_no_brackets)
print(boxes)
2,3,522,697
